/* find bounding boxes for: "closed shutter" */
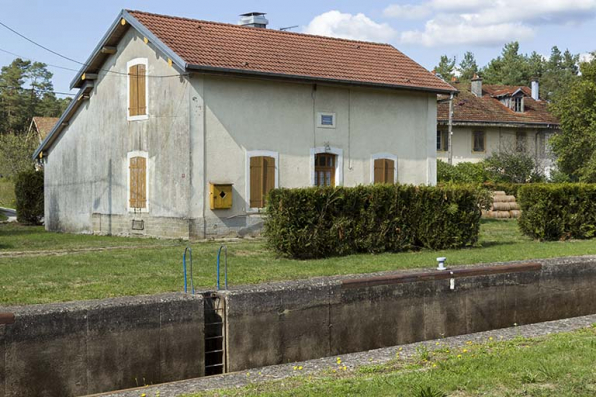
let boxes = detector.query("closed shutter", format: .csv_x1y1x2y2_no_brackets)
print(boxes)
129,156,147,209
385,159,395,183
250,156,276,208
129,65,138,116
374,159,385,184
137,64,146,115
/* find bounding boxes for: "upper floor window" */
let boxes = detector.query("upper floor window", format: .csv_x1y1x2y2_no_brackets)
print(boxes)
437,130,448,152
127,58,148,120
317,112,336,128
472,131,485,153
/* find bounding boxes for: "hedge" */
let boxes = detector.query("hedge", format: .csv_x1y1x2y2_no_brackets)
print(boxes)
15,169,44,225
265,184,490,259
518,184,596,240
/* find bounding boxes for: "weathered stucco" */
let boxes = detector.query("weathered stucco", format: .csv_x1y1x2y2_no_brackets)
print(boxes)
44,26,438,239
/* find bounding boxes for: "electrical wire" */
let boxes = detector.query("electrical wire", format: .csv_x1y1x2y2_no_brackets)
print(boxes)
0,84,76,96
0,47,80,72
0,19,186,79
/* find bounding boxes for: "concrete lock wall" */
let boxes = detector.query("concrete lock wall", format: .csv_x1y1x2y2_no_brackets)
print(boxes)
223,257,596,372
0,293,204,397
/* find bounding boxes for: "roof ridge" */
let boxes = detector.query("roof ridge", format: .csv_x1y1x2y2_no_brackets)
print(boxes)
125,9,394,47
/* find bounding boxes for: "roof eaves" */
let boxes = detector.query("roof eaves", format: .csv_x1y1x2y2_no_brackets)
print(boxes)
187,64,457,94
70,10,187,90
33,82,95,159
437,119,560,128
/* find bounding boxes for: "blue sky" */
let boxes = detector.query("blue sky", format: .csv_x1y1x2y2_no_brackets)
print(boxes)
1,0,595,95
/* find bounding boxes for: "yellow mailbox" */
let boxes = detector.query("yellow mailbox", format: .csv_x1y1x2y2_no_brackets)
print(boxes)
209,183,233,210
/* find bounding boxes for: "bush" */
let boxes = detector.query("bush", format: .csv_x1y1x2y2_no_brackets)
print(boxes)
15,170,44,224
437,160,489,184
518,184,596,240
265,184,490,259
484,152,544,183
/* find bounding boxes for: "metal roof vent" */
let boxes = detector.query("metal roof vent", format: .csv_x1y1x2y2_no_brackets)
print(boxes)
239,12,269,28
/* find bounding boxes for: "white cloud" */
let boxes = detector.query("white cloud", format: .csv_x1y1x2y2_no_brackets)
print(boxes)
386,0,596,46
383,4,431,19
303,10,397,42
580,52,595,63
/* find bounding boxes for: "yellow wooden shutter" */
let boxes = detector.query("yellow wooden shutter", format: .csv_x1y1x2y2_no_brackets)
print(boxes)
250,156,263,208
374,159,385,184
137,64,146,115
385,159,394,184
129,65,138,116
263,156,275,206
129,156,147,209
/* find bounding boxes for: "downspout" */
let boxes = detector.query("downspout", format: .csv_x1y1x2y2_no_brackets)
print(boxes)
448,93,454,165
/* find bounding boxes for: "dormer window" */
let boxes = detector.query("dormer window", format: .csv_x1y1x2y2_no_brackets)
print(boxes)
513,96,524,113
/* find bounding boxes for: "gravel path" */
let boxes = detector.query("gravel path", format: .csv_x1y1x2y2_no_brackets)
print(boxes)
92,313,596,397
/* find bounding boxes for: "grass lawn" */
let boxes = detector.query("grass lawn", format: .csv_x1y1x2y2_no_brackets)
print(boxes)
191,326,596,397
0,178,16,208
1,219,596,305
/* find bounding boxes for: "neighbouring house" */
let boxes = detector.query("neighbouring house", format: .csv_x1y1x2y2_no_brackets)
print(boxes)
33,9,455,239
437,76,560,176
29,117,59,143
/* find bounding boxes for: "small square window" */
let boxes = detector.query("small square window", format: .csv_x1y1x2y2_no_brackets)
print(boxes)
317,112,336,128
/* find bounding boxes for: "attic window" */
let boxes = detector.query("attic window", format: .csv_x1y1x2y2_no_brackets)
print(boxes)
513,96,524,113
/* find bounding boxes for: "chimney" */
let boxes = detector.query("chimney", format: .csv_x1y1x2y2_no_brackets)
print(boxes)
239,12,269,28
531,78,540,101
471,74,482,97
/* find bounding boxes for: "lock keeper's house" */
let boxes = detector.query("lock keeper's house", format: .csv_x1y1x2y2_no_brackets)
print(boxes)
34,10,456,239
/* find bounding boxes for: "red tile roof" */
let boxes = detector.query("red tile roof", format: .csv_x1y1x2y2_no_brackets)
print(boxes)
127,10,455,93
438,83,559,127
31,117,59,141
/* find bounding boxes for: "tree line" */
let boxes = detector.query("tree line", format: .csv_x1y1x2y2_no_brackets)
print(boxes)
0,59,70,178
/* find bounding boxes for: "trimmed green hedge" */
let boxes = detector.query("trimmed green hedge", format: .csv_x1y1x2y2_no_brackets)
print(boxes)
265,184,489,259
518,184,596,240
15,170,44,225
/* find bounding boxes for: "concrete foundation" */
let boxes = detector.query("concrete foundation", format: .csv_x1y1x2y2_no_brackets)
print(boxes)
0,294,204,397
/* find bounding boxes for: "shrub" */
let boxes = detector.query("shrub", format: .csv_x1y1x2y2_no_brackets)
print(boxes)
484,152,544,183
15,170,44,224
437,160,489,184
265,184,490,259
518,184,596,240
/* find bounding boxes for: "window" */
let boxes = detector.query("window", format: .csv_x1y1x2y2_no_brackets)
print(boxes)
128,151,148,212
512,96,523,112
127,58,148,120
315,153,336,186
317,112,336,128
516,131,527,152
372,157,396,184
310,147,343,186
437,130,448,152
472,131,485,152
246,150,279,210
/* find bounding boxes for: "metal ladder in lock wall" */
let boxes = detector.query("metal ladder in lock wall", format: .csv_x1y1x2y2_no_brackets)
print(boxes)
204,292,227,376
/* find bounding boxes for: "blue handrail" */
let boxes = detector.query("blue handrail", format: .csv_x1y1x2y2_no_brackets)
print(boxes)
217,245,228,290
183,246,195,294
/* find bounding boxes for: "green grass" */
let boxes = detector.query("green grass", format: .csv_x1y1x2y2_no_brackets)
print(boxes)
1,219,596,305
189,327,596,396
0,178,16,208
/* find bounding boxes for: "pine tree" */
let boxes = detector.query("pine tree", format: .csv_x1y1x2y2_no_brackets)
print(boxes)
434,55,456,82
458,51,478,81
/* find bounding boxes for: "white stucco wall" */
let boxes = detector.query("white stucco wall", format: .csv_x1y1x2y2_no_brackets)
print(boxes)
199,75,437,235
44,28,192,235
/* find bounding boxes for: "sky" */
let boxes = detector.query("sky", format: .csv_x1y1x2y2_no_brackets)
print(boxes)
1,0,595,96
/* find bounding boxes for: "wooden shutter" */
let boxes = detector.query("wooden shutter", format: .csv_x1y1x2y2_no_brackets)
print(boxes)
250,157,263,208
137,64,146,115
129,65,138,116
129,156,147,209
374,159,385,184
385,159,394,183
250,156,276,208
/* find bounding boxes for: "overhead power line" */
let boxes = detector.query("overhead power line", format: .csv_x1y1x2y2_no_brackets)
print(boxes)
0,19,186,79
0,84,76,96
0,47,80,72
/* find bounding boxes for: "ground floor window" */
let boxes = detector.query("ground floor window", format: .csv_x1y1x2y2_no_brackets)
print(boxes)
128,151,148,212
246,150,279,210
371,154,397,184
437,130,448,152
315,153,336,187
472,131,485,152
